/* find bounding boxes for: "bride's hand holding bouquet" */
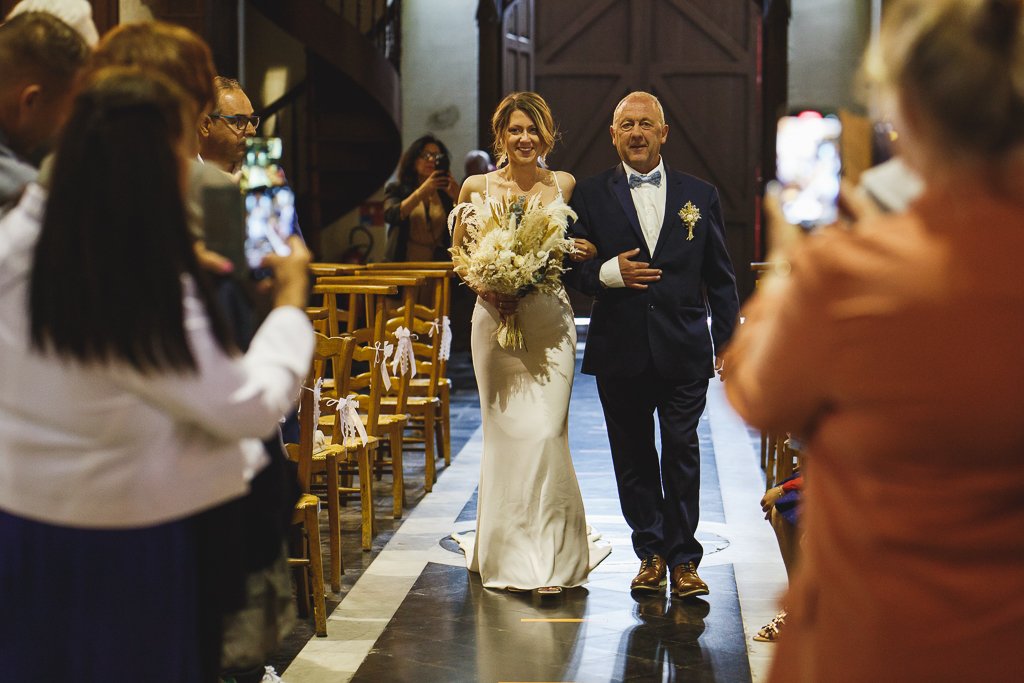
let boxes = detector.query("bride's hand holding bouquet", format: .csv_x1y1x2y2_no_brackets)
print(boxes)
448,192,578,350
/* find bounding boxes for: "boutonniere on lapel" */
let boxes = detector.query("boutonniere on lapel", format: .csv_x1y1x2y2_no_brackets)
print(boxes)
678,202,701,241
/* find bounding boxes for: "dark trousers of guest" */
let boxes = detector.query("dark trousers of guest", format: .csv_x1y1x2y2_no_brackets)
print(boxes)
0,510,207,682
597,363,707,569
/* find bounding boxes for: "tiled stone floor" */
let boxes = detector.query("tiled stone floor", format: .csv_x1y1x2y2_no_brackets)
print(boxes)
272,345,787,682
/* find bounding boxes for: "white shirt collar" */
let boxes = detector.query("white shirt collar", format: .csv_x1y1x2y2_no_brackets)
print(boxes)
622,157,665,184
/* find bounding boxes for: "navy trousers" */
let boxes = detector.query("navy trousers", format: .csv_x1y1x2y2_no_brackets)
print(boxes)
597,363,707,569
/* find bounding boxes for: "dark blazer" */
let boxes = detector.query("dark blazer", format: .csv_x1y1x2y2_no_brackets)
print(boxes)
567,163,739,380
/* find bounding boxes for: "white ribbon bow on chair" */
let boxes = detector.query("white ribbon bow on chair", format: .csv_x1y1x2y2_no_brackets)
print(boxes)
441,315,452,361
310,377,323,427
329,394,368,447
429,316,453,362
300,377,325,426
391,326,417,378
372,341,394,391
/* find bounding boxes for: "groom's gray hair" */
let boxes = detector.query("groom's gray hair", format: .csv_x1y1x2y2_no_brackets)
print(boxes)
613,91,666,125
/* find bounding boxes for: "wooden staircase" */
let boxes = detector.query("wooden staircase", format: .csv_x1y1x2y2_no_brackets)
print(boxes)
248,0,402,254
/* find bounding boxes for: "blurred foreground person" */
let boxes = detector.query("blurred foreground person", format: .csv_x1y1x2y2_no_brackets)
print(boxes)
0,11,88,203
0,69,313,682
5,0,99,46
725,1,1024,681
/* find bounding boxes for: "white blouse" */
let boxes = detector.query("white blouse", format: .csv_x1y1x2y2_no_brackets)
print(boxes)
0,183,314,528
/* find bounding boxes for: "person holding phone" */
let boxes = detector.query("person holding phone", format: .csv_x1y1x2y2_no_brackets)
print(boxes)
725,0,1024,680
0,68,313,682
383,134,460,262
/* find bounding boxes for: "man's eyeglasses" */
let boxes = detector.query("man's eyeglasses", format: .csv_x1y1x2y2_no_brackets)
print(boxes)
209,114,261,132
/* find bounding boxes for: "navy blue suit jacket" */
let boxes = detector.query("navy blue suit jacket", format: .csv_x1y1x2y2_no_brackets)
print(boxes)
567,164,739,380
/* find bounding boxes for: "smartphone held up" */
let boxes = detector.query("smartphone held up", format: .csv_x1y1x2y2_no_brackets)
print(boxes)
241,137,298,272
775,111,842,231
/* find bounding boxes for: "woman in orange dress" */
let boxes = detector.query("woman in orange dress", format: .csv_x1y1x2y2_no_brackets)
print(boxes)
725,1,1024,680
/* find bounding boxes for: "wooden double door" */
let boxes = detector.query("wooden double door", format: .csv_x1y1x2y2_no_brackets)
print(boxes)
487,0,766,299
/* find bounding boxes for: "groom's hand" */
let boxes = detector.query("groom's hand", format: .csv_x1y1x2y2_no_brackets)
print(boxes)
618,248,662,289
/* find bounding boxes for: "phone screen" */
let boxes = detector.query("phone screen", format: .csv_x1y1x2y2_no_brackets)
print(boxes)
241,137,297,270
776,112,842,230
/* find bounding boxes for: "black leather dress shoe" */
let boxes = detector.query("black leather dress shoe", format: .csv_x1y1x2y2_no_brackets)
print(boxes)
630,555,667,592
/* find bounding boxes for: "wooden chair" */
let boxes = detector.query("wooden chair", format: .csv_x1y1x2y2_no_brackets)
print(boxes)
285,438,328,636
316,280,416,518
383,310,444,492
305,306,329,334
359,267,454,470
309,262,365,277
289,332,378,594
364,261,454,271
764,432,799,489
285,338,344,635
312,285,402,542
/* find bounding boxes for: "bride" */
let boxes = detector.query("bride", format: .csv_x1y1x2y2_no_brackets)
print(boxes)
450,91,609,594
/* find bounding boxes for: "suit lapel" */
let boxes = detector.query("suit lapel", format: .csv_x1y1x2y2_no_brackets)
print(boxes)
652,165,683,262
609,166,649,257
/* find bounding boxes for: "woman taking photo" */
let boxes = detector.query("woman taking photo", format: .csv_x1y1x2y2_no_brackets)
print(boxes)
725,0,1024,680
383,134,460,262
0,69,313,682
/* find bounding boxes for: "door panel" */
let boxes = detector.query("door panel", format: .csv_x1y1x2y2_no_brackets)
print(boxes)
535,0,760,298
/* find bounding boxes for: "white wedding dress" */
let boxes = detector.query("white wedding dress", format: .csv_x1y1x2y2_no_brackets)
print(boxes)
454,174,611,590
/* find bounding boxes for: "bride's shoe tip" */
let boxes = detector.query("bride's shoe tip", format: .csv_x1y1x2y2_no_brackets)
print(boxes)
536,586,563,596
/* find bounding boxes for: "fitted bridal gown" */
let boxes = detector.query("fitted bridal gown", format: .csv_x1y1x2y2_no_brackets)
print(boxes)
455,178,611,590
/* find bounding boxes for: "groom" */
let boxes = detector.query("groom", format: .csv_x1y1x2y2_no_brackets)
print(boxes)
566,91,739,598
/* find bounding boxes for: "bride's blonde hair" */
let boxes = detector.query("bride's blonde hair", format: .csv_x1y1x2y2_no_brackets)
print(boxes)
491,91,559,166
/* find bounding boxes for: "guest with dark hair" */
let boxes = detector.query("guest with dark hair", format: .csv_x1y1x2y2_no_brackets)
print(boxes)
0,10,88,203
726,0,1024,679
0,68,313,683
90,27,307,682
383,133,460,262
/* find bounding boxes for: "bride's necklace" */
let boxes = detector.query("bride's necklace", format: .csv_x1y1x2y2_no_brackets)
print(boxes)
499,167,545,198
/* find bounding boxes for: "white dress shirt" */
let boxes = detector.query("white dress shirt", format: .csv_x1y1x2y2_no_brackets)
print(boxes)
599,158,667,288
0,184,314,528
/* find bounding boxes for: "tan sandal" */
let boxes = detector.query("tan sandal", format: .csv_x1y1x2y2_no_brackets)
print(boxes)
536,586,563,596
753,610,787,642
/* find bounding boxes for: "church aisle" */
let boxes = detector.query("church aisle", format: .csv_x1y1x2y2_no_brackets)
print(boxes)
284,359,787,682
